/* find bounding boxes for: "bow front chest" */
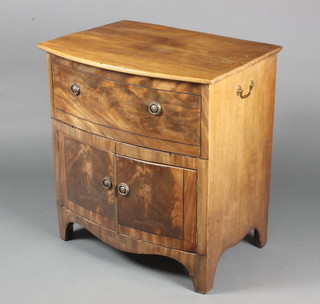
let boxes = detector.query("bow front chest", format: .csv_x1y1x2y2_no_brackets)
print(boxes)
38,20,282,293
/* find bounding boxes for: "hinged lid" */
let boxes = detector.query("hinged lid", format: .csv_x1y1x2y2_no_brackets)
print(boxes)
38,20,282,84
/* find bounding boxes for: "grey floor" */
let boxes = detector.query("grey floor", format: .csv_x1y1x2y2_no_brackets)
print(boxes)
1,0,320,303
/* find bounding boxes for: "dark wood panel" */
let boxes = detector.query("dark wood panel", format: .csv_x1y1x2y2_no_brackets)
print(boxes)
52,56,202,95
117,156,185,239
52,63,201,146
53,109,201,157
65,199,115,231
115,140,199,169
200,85,209,159
118,225,195,252
183,170,197,244
64,137,115,219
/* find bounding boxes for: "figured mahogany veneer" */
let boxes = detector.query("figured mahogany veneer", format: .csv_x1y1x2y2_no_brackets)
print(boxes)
65,138,113,215
38,20,282,293
52,60,201,146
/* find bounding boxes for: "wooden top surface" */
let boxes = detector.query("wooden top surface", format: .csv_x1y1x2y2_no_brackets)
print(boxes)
38,20,282,84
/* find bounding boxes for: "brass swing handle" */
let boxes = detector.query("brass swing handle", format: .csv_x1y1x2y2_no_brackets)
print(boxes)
236,80,254,99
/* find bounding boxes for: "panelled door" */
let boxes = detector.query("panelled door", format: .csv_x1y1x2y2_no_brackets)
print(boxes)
116,155,197,252
58,131,116,231
57,127,197,252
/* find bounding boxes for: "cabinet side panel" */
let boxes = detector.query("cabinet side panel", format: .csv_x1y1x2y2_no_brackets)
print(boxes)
207,55,278,250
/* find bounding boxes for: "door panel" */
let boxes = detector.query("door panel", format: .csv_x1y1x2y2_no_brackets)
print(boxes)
55,123,196,251
116,155,197,251
64,137,115,220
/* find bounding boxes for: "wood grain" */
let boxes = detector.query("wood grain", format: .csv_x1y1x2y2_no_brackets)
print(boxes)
117,155,184,239
208,54,277,247
49,55,280,293
42,21,282,293
117,155,197,251
52,55,202,95
183,170,197,247
65,199,116,231
53,118,200,169
115,141,200,169
64,137,115,219
195,159,208,256
38,20,282,84
52,120,198,252
46,54,55,115
53,110,201,157
52,62,201,146
200,85,209,159
197,54,279,293
52,120,116,230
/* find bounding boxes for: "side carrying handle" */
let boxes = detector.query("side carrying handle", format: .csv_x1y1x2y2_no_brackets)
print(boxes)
236,80,254,99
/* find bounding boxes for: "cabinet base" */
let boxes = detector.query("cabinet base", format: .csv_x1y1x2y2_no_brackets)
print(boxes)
57,205,266,293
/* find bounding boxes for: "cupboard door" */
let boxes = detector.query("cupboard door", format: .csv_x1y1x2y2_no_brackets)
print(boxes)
116,155,197,252
59,134,115,229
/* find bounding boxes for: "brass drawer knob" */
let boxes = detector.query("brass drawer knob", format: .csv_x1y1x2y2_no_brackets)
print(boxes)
70,83,80,96
118,183,130,196
102,176,112,190
148,101,162,115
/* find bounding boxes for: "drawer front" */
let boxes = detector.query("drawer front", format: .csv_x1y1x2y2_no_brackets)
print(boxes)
52,63,201,146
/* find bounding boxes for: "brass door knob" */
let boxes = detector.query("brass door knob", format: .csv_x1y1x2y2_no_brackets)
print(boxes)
70,83,80,96
118,183,130,196
102,177,112,190
148,101,162,115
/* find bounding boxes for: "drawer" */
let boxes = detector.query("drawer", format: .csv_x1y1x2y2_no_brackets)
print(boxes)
52,62,201,147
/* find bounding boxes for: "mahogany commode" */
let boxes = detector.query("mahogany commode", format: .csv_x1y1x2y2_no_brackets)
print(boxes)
38,20,282,293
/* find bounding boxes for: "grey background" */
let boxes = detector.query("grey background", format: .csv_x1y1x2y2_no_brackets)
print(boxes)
1,0,319,303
